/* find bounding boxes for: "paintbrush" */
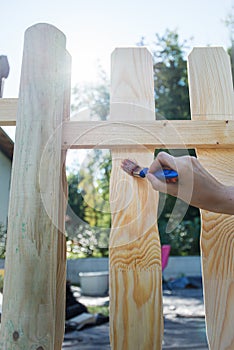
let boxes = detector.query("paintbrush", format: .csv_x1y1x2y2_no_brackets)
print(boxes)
121,159,178,183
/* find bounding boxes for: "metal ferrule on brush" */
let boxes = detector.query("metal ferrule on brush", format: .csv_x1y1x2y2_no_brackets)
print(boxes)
132,171,143,178
132,168,148,178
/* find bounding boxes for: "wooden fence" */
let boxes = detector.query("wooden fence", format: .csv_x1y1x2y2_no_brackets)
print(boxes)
0,23,234,350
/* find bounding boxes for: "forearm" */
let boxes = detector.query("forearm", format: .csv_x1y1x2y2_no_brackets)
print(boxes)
191,183,234,215
147,152,234,215
215,185,234,215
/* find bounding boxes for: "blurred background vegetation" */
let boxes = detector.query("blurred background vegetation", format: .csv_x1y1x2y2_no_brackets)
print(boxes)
0,223,6,259
66,29,206,258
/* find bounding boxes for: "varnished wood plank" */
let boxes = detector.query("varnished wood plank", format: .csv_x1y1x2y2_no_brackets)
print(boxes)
109,48,163,350
188,47,234,350
62,119,234,149
0,24,67,349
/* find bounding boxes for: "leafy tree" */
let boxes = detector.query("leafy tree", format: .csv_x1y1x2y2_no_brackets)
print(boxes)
0,222,7,259
224,11,234,86
66,155,111,257
71,67,110,120
78,149,111,228
67,172,86,220
66,68,111,257
153,29,191,120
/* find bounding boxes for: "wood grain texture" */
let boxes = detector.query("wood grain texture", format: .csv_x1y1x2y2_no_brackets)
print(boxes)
54,51,71,350
0,24,67,349
62,119,234,149
2,99,234,150
109,48,163,350
188,47,234,350
0,98,17,125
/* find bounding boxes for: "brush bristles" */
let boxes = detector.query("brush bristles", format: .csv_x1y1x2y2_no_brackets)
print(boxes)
121,159,141,176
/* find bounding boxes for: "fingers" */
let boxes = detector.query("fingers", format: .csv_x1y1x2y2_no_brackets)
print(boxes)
148,152,177,174
147,173,178,197
147,152,179,197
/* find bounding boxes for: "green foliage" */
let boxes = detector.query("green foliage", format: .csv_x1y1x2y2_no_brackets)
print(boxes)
0,274,3,293
71,67,110,120
66,150,111,257
67,68,112,257
66,226,109,258
153,29,191,120
78,150,111,228
227,46,234,85
225,9,234,87
87,305,109,317
158,204,200,256
0,223,6,259
67,172,86,220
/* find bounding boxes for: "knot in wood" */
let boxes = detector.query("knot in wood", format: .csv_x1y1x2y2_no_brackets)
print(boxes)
12,331,19,341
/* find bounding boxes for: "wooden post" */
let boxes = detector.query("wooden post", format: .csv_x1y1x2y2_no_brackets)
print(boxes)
0,24,67,349
188,47,234,349
109,48,163,350
54,51,71,350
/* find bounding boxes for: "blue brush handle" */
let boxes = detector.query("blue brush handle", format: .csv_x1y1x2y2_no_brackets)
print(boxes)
139,167,178,180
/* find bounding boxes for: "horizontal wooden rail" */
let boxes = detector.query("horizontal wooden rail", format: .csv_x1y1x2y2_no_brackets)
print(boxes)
62,120,234,149
1,98,234,149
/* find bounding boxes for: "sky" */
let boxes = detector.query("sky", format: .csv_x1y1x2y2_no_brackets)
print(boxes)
0,0,233,141
1,0,233,97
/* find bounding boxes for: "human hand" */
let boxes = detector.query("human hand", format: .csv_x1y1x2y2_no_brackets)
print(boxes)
146,152,233,214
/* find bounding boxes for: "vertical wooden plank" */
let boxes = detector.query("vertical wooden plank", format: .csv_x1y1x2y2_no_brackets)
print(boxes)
109,48,163,350
54,51,71,350
0,24,67,349
188,47,234,350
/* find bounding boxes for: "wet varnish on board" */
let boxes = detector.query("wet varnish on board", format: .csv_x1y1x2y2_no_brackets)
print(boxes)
109,48,163,350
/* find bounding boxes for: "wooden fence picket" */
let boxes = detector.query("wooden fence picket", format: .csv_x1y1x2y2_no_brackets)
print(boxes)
54,51,71,350
109,48,163,350
0,24,68,349
188,47,234,350
0,24,234,350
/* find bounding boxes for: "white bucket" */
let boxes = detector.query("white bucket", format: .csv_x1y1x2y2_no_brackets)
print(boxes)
79,271,109,296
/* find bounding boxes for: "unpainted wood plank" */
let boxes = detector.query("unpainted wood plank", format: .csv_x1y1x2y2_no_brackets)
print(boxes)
188,47,234,350
0,23,67,349
54,51,71,350
2,99,234,149
0,98,17,125
109,48,163,350
62,119,234,149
